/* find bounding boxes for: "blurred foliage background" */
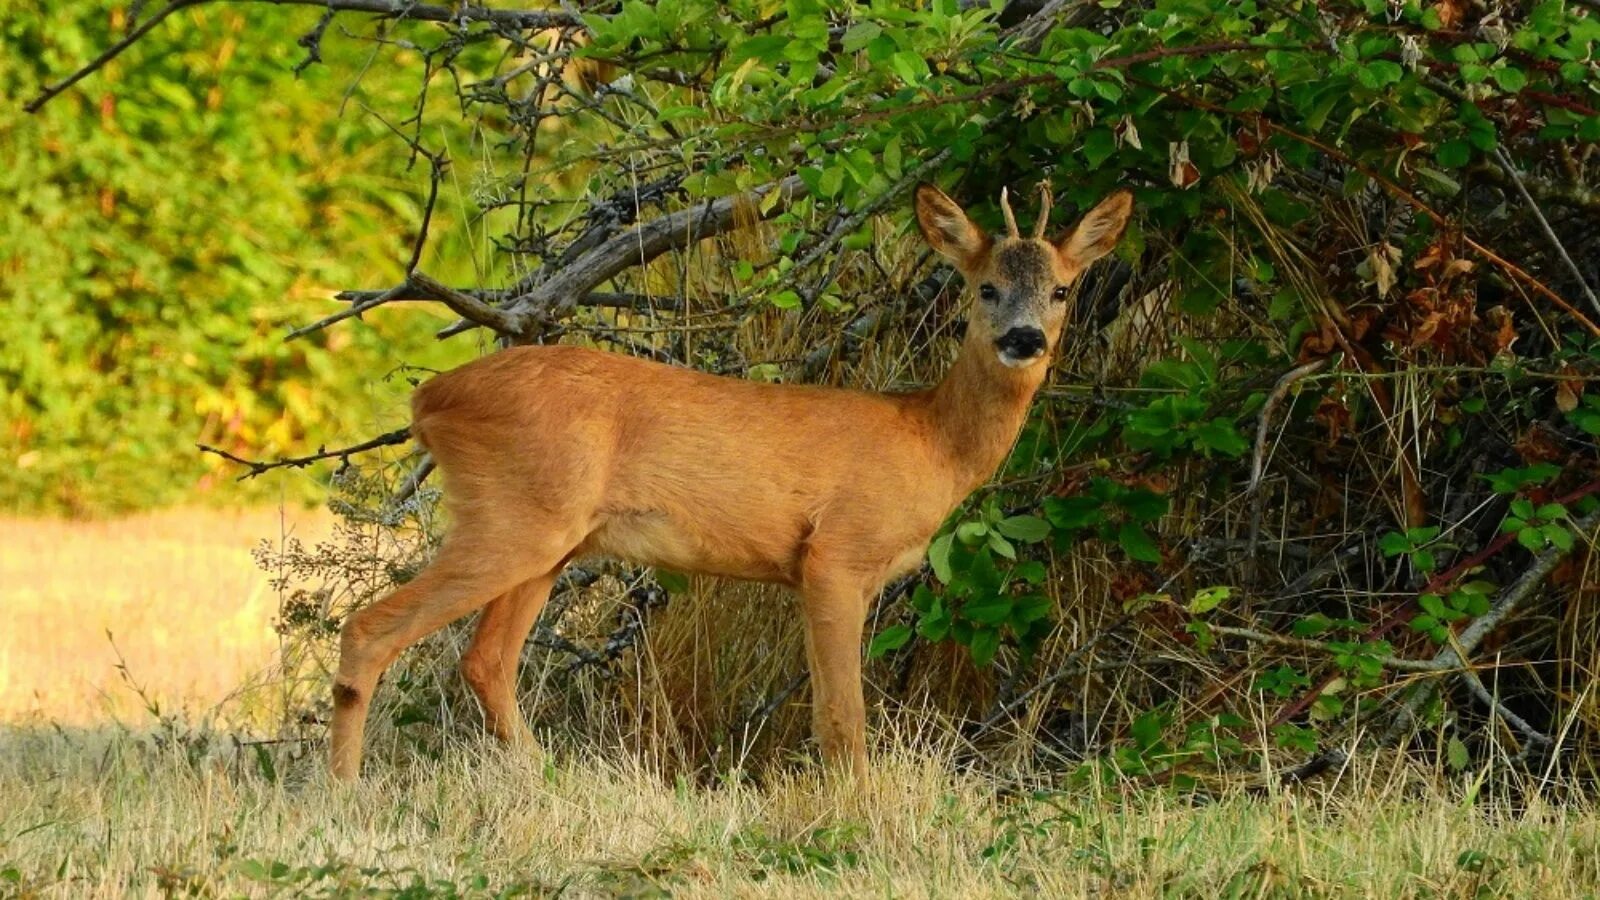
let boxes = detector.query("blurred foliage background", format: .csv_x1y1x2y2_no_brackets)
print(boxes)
0,5,484,514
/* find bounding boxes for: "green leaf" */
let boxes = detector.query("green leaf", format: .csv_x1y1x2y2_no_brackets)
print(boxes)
995,515,1051,543
988,531,1017,560
956,521,989,544
1544,524,1574,552
1518,526,1547,552
656,570,691,595
841,21,881,53
1118,522,1162,563
890,51,927,85
1014,560,1048,585
1188,585,1231,615
918,610,951,641
969,627,1001,667
1492,65,1528,93
1378,532,1411,557
1435,139,1473,168
963,593,1014,626
867,623,913,657
1013,593,1053,624
1081,128,1118,169
928,533,955,584
1447,736,1471,771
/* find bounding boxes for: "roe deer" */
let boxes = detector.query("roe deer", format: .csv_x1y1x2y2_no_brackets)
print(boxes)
329,182,1133,781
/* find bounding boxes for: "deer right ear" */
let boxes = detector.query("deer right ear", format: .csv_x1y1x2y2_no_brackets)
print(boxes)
914,183,990,267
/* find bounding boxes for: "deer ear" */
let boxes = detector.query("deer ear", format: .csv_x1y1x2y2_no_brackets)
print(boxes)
915,183,990,267
1057,190,1133,266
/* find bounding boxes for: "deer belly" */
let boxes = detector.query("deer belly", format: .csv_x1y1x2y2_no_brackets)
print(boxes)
578,509,801,585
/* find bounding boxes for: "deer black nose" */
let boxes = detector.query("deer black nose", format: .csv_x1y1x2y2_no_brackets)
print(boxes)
995,327,1047,360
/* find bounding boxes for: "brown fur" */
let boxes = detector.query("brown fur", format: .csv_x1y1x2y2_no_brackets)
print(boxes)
328,184,1133,781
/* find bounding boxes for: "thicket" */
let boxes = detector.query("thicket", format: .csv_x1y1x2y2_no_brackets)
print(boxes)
26,0,1600,791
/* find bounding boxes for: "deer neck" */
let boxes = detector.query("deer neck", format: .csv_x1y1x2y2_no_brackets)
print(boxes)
921,329,1049,497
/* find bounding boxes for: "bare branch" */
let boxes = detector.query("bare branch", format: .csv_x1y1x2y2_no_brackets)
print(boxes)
408,271,530,336
199,427,411,479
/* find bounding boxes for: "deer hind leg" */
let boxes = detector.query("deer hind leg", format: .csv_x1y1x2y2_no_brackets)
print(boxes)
329,529,573,781
798,575,874,777
461,570,561,744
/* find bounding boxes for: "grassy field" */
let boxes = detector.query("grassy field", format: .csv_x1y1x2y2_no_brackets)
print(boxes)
0,508,329,726
3,730,1599,897
3,509,1600,897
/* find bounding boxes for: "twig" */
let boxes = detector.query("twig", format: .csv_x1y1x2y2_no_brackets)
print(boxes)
1249,359,1327,494
198,427,410,479
1207,624,1445,672
1492,145,1600,322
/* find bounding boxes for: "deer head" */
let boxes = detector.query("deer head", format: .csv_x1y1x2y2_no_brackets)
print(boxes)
914,182,1133,369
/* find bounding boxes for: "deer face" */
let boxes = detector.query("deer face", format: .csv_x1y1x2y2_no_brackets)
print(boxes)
915,183,1132,369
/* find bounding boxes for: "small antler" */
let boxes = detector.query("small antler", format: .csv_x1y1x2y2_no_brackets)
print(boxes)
1033,182,1053,239
998,186,1020,239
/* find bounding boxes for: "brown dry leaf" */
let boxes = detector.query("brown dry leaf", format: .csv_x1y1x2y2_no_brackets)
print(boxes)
1482,305,1518,356
1367,243,1401,298
1298,317,1341,361
1556,366,1585,413
1515,423,1567,464
1314,395,1353,445
1434,0,1466,28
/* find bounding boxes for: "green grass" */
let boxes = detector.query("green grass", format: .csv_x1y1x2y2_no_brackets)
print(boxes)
2,727,1597,898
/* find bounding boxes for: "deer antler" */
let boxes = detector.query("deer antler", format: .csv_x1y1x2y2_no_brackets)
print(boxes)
1033,182,1053,239
999,186,1020,238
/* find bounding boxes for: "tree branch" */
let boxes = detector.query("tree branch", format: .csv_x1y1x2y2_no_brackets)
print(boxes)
198,427,410,479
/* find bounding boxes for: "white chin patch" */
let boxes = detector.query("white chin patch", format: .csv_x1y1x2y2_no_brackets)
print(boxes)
997,352,1042,369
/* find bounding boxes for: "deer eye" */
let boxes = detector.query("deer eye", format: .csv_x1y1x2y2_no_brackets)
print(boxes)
979,284,998,302
1052,286,1069,302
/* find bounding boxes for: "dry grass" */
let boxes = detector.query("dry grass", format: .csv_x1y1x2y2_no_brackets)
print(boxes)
2,727,1599,898
6,511,1600,897
0,507,330,727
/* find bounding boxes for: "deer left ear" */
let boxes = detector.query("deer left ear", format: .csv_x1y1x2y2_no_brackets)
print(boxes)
1056,190,1133,266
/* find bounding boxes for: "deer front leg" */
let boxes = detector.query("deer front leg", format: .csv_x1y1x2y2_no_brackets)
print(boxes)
461,571,560,745
799,576,873,776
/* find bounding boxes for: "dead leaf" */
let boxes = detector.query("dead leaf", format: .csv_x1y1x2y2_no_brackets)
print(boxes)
1556,365,1584,413
1169,141,1200,190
